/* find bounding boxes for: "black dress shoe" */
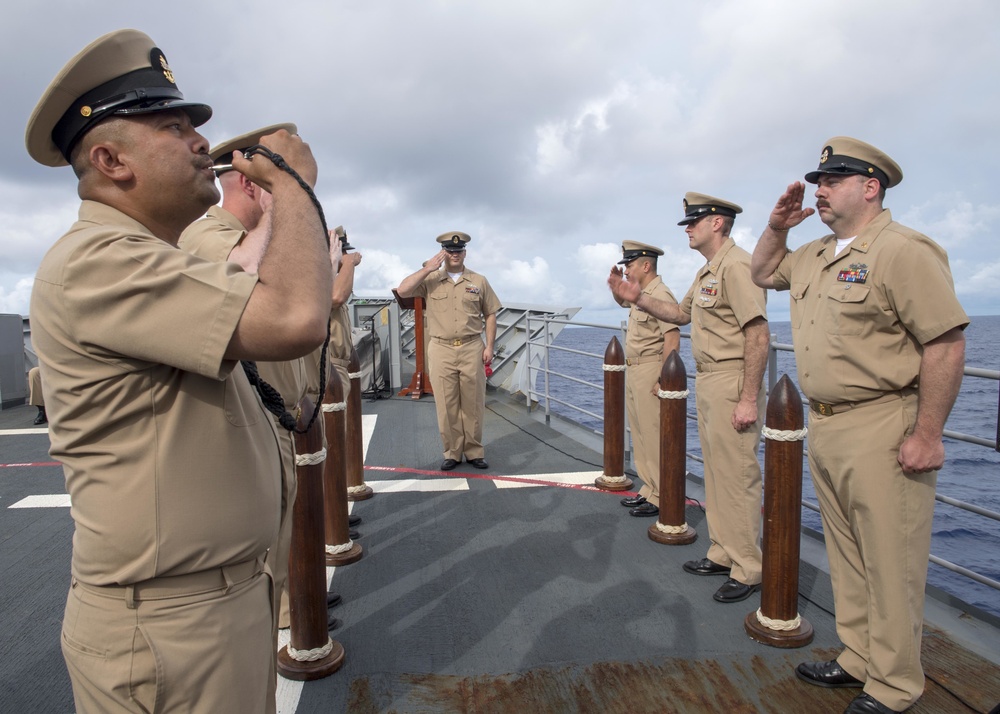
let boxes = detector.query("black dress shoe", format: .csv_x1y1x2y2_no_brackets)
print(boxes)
33,408,47,425
327,592,342,608
466,457,489,469
441,458,459,471
712,578,760,603
628,502,659,517
844,693,897,713
348,514,361,527
795,660,864,689
682,558,732,576
620,495,647,508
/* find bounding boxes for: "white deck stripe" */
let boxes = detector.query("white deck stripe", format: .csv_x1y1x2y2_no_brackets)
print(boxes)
10,494,71,508
0,428,49,436
493,471,603,489
368,478,469,493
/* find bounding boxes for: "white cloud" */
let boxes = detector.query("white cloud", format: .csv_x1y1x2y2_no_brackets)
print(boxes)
0,276,34,317
3,0,1000,322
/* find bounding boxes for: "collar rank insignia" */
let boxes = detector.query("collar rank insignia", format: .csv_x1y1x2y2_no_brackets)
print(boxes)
465,285,480,294
837,263,869,283
700,284,718,296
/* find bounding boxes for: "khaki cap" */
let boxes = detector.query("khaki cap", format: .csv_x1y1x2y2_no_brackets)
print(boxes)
26,29,211,167
436,231,471,252
617,240,664,265
678,192,743,226
804,136,903,188
210,123,297,172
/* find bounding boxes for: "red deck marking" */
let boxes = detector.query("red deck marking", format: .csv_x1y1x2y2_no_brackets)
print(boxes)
364,465,701,505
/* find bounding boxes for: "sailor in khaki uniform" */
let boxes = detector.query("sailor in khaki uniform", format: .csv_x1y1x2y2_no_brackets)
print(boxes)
609,194,769,604
179,123,314,632
329,226,361,395
751,137,968,713
26,30,332,713
610,241,680,517
397,232,502,471
27,366,46,424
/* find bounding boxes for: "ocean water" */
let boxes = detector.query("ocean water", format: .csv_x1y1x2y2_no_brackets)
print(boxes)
542,315,1000,619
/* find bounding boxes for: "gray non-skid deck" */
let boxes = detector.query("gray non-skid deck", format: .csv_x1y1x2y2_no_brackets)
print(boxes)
1,395,998,713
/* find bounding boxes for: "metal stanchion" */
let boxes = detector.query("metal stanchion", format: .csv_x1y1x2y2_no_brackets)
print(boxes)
322,369,363,566
278,397,345,680
346,348,373,501
648,350,697,545
745,374,814,647
595,336,632,491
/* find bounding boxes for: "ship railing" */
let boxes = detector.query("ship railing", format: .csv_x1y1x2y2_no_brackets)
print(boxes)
524,313,1000,600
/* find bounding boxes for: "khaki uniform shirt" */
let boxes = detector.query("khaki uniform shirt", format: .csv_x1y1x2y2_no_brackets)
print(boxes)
414,269,501,340
180,207,308,411
623,276,679,359
31,201,283,585
329,304,352,366
771,209,969,404
680,239,767,367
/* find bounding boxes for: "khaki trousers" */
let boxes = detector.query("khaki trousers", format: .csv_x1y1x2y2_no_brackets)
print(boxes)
807,392,932,711
427,338,486,461
62,563,275,714
696,368,764,585
625,360,663,505
28,366,44,406
272,429,297,631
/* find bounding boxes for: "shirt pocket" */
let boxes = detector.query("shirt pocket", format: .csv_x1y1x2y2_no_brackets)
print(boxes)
224,375,262,427
789,282,809,329
825,284,870,336
462,293,481,316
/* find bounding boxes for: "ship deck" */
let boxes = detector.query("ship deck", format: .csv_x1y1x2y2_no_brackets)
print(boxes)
1,390,999,713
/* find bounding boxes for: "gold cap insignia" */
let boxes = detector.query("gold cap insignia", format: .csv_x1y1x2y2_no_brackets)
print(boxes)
80,106,92,117
820,147,831,164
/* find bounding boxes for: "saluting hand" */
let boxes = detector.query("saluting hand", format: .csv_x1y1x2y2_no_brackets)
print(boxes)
608,266,641,304
426,250,447,272
768,181,815,232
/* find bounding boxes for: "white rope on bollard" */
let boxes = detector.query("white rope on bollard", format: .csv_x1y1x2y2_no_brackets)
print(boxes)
286,637,335,662
602,363,627,372
657,388,689,400
655,521,689,534
347,484,368,494
598,474,629,483
325,541,354,555
295,448,327,467
761,425,808,441
322,401,347,413
755,607,803,631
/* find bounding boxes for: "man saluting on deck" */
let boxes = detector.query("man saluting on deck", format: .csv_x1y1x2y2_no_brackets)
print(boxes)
609,193,769,605
397,232,501,471
750,137,968,714
26,30,331,712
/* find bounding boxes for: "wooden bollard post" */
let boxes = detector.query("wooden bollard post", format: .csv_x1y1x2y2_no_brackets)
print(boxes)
322,369,364,566
648,350,697,545
595,336,632,491
278,397,345,680
346,347,373,501
745,374,814,647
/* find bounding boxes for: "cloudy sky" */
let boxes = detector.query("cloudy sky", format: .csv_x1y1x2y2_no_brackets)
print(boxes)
3,0,999,325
